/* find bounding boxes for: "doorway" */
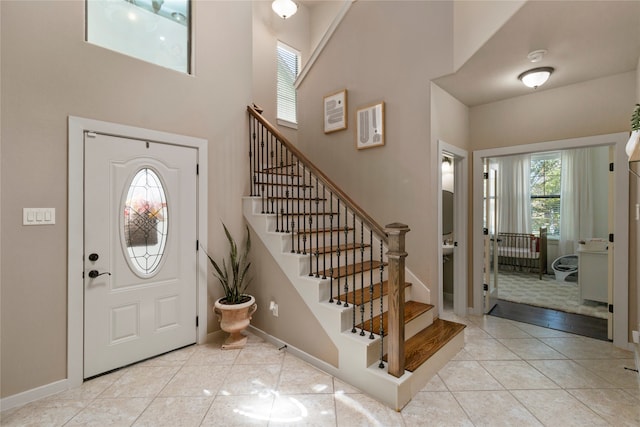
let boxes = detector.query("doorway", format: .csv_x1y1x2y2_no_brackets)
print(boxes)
438,140,468,318
472,133,629,349
68,117,208,387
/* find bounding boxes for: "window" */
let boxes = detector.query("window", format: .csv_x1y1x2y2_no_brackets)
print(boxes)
530,152,561,236
86,0,191,74
277,41,300,127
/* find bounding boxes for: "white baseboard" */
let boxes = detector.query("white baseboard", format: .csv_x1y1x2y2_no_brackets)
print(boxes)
0,379,68,413
248,325,340,378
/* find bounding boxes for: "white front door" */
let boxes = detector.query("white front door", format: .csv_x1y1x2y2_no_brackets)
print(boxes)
84,132,198,378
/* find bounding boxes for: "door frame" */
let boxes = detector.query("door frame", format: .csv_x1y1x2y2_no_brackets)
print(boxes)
67,116,208,387
472,132,630,350
437,140,468,317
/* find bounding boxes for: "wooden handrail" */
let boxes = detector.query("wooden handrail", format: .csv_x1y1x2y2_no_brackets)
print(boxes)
247,105,388,243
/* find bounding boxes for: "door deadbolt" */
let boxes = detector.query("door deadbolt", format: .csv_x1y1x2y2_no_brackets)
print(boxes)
88,270,111,279
88,253,99,262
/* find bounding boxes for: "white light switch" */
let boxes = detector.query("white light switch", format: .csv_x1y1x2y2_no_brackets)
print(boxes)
23,208,56,225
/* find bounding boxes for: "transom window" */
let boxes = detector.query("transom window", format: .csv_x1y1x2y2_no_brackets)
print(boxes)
86,0,191,74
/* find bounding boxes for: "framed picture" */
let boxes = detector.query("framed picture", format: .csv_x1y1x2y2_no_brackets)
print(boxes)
323,89,347,133
356,102,385,149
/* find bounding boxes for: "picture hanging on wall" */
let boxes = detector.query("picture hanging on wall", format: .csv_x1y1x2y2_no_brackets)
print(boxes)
323,89,347,133
356,102,385,150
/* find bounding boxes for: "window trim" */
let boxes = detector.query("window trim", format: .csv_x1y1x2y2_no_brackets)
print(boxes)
276,40,301,126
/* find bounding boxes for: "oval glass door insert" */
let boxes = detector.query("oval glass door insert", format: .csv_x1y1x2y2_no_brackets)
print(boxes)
123,168,168,276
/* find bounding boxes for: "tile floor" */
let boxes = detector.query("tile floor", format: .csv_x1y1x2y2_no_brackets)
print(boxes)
2,312,638,426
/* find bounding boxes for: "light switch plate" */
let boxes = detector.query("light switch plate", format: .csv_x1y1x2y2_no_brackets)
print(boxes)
23,208,56,225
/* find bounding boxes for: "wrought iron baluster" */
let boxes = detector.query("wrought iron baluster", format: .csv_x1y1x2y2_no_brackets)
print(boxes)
249,117,254,196
351,212,356,332
285,149,291,234
360,221,365,336
302,165,308,256
379,240,385,369
343,208,349,309
260,125,265,214
321,184,327,279
329,195,334,302
336,199,342,305
269,134,275,214
274,137,280,231
296,159,301,253
369,229,375,339
314,178,320,278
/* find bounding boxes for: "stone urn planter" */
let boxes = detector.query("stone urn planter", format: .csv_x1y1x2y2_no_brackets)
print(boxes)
214,295,257,349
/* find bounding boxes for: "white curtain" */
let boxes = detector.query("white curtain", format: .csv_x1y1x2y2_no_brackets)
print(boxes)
493,154,531,234
559,148,594,255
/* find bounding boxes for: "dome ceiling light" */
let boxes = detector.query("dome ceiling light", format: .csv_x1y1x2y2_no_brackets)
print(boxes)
518,67,554,89
272,0,298,19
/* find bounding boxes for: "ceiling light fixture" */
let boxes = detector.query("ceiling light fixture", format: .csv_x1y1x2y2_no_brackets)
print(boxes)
518,67,554,89
272,0,297,19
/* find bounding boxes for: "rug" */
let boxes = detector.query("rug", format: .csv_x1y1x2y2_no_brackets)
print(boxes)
492,270,608,319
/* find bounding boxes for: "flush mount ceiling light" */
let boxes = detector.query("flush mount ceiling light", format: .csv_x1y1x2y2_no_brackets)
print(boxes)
518,67,554,89
272,0,298,19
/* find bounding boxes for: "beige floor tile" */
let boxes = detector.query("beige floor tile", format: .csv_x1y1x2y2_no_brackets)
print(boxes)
235,343,286,365
540,337,634,360
622,387,640,400
132,396,213,427
0,399,88,426
269,394,336,427
66,397,151,426
480,360,559,389
185,343,241,366
49,372,124,401
459,338,520,360
509,322,575,338
511,389,608,426
498,338,567,360
201,394,273,426
438,360,504,391
332,378,362,394
463,325,493,341
159,365,230,397
568,388,640,426
137,345,197,367
573,358,640,388
277,354,334,395
479,322,534,339
334,392,404,426
219,364,282,395
419,374,448,392
528,360,615,389
453,390,542,426
98,366,180,398
402,391,473,426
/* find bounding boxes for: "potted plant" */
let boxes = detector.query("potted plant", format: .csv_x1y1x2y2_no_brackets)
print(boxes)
206,223,256,349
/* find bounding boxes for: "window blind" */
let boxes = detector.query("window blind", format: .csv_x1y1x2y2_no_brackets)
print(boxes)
277,42,300,125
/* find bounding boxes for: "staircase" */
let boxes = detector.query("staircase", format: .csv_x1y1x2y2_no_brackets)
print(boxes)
243,105,465,410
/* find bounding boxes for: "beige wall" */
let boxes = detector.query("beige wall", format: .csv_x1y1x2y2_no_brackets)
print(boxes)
295,1,455,309
452,0,525,71
0,0,252,398
469,70,638,336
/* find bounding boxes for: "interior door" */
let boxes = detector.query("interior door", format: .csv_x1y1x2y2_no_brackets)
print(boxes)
84,132,198,378
484,162,499,313
607,147,614,340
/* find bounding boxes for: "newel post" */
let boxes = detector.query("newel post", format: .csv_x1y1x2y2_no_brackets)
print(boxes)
385,222,409,378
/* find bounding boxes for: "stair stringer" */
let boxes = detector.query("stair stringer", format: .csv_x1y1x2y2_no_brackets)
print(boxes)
243,196,453,410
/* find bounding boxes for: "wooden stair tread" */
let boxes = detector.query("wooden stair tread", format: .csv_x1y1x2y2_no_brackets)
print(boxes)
356,301,434,336
343,280,411,306
255,181,312,188
319,260,385,279
383,318,466,372
267,196,327,201
260,164,298,172
283,211,340,217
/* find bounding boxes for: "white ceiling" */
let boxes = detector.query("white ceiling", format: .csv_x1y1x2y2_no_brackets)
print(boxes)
434,0,640,107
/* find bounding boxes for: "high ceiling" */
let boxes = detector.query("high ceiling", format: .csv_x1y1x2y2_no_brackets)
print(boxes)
434,0,640,107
